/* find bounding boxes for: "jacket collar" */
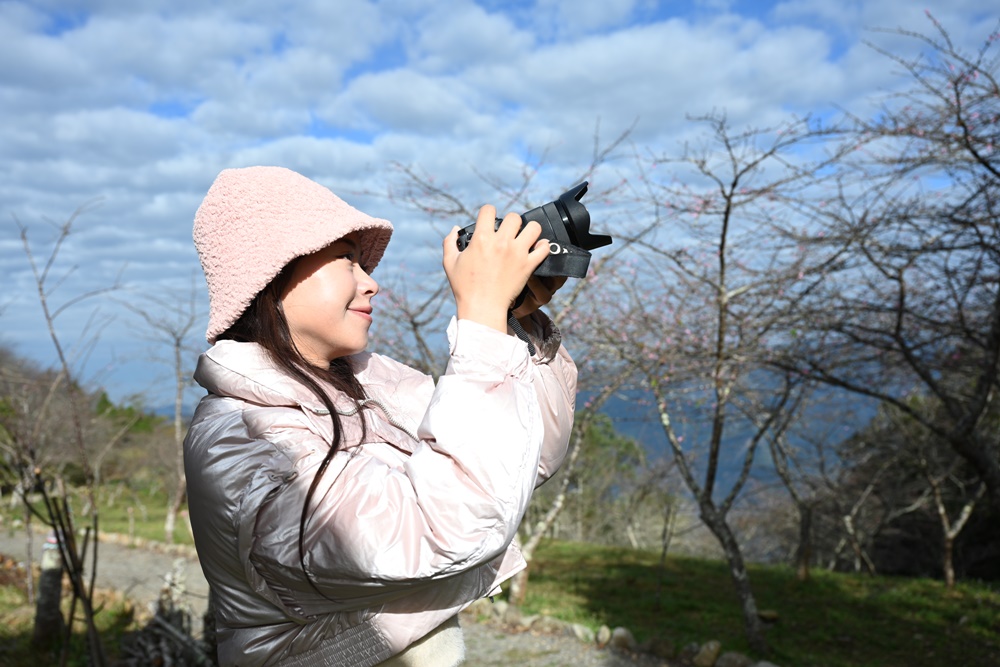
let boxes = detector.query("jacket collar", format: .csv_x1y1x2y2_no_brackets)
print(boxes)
195,340,432,451
194,340,351,415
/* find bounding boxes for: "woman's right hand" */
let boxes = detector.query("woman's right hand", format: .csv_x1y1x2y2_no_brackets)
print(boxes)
442,205,550,333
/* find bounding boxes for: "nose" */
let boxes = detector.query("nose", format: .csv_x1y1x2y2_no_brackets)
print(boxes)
356,264,379,296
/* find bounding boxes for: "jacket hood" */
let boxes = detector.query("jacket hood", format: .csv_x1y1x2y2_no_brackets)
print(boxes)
194,340,336,414
194,340,434,445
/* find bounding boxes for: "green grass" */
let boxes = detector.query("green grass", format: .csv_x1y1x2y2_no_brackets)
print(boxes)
519,541,1000,667
3,481,195,547
1,491,998,667
0,559,137,667
88,484,194,547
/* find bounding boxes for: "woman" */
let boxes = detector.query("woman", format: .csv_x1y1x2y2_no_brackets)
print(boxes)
184,166,577,666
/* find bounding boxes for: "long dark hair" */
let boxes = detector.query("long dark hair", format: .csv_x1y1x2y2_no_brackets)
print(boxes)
217,260,368,587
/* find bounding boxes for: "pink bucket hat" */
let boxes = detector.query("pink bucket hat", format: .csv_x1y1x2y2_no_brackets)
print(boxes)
194,166,393,343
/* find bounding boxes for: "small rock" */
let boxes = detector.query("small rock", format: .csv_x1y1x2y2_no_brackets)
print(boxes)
517,613,538,630
571,623,595,643
609,626,637,651
500,604,522,626
530,615,569,635
693,639,722,667
751,662,782,667
490,600,509,622
679,642,701,662
596,625,612,648
716,651,754,667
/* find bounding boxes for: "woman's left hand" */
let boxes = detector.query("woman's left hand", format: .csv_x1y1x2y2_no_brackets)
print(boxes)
512,275,568,319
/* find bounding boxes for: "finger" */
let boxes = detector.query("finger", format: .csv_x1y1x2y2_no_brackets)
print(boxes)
525,277,553,305
527,235,554,265
442,225,461,266
495,211,523,239
511,300,536,319
526,235,550,268
473,205,498,241
515,219,543,247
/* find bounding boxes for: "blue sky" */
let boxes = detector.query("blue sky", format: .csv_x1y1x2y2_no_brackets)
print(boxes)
0,0,995,409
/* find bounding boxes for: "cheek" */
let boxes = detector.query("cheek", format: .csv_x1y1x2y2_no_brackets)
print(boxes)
285,271,342,306
282,281,315,320
281,278,332,335
284,283,355,337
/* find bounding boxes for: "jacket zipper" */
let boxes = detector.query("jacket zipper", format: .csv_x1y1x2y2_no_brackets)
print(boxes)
334,398,419,442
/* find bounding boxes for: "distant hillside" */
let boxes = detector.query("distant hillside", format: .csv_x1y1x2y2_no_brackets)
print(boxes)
595,386,878,488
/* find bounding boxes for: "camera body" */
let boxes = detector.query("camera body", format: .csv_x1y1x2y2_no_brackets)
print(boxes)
455,182,612,279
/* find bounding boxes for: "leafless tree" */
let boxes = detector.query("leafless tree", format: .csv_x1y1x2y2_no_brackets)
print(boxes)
777,16,1000,514
122,280,202,544
372,276,450,378
834,399,988,586
507,381,626,605
5,204,120,666
756,383,867,581
602,112,852,654
922,461,986,588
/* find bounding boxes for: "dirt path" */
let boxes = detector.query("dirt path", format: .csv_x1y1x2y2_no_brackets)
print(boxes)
0,527,210,621
0,528,667,666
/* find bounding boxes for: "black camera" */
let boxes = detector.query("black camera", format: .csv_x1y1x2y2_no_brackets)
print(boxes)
455,181,612,279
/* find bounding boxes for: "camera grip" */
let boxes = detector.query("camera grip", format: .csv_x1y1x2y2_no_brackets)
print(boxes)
455,217,592,279
454,216,523,251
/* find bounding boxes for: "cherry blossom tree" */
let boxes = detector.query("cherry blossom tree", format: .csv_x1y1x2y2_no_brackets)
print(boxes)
777,16,1000,514
599,112,851,654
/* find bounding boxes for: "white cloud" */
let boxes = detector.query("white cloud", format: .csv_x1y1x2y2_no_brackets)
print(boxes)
0,0,991,405
409,3,535,72
324,68,489,135
534,0,640,33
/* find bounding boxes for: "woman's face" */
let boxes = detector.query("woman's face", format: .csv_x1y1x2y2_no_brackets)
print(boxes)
280,233,379,366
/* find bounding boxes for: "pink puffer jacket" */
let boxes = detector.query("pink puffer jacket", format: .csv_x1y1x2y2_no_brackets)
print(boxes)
183,316,577,666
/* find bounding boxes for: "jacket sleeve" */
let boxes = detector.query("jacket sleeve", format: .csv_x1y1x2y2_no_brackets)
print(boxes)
518,311,577,485
247,318,555,614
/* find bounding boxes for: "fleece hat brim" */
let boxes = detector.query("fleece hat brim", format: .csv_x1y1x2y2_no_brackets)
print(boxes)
194,166,393,343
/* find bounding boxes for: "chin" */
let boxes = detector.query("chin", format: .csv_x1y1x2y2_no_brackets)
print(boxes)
345,338,370,357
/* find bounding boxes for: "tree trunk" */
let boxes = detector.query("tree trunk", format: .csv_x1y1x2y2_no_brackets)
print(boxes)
929,478,983,590
702,509,768,655
654,501,677,611
507,568,528,607
164,480,186,545
943,535,956,589
795,503,813,582
843,514,876,575
164,508,176,545
507,535,529,607
31,533,65,649
505,406,608,608
166,336,188,544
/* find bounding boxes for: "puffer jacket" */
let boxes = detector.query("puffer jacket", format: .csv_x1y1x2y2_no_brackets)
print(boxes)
183,315,577,667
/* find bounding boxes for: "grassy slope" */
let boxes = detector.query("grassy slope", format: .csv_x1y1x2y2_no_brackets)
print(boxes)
0,529,997,667
520,541,1000,667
